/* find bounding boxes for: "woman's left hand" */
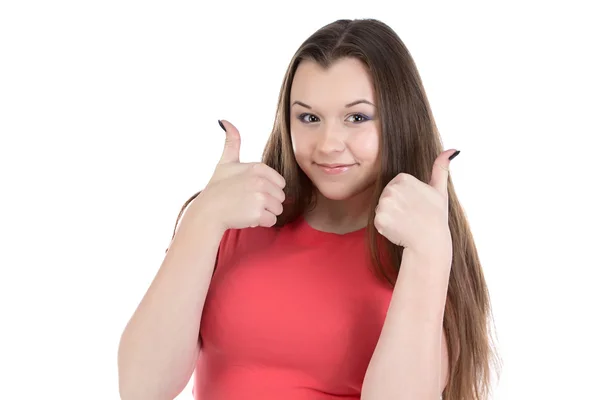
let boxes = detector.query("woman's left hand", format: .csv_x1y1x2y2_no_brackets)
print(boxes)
374,149,459,260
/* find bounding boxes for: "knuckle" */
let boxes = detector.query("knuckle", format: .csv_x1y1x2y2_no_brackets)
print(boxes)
397,173,411,183
245,164,261,178
251,209,262,224
379,196,391,208
387,186,400,199
251,176,265,190
252,162,266,173
254,191,266,203
374,213,385,229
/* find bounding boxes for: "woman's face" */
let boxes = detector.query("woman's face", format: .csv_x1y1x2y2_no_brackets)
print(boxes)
290,57,380,201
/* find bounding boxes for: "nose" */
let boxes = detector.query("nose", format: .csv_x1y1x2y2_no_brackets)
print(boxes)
316,122,346,154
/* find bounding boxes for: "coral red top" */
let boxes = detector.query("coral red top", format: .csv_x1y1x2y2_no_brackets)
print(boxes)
193,216,393,399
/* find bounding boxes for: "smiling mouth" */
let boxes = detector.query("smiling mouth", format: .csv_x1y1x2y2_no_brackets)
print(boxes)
315,163,356,175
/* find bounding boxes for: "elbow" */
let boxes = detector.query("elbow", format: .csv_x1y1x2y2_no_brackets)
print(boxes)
117,350,165,400
117,332,196,400
117,363,152,400
117,358,189,400
118,376,176,400
118,377,147,400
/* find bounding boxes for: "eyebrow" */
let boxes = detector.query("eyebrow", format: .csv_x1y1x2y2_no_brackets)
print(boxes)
291,99,375,109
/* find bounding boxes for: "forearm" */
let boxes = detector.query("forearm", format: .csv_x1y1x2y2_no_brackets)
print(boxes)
118,212,224,400
361,250,451,400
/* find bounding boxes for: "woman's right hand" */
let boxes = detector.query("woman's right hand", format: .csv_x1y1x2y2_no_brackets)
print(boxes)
185,120,287,232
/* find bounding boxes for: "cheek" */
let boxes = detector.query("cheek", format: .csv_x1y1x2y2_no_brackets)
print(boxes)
350,129,379,162
290,130,311,162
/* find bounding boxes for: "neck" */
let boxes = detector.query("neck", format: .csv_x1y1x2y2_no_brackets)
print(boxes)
304,185,375,234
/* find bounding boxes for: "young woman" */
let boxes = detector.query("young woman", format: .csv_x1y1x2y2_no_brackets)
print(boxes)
118,18,501,400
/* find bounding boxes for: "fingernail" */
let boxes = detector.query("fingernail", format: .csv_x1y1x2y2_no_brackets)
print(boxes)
218,120,226,132
449,150,460,160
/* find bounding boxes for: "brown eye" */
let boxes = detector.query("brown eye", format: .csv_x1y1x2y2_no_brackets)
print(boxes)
299,113,320,123
347,113,370,123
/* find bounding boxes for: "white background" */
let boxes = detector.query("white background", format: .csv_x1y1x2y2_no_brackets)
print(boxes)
1,1,599,399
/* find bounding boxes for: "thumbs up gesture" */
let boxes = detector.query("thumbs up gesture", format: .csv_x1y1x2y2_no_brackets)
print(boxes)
374,149,460,260
188,120,287,232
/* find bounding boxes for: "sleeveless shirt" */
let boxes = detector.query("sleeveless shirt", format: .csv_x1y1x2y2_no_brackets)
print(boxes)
193,216,393,399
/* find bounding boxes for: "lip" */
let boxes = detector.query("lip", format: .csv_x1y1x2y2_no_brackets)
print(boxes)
315,163,356,175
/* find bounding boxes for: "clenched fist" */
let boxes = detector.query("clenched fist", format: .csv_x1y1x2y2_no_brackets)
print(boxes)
184,120,286,232
374,149,460,260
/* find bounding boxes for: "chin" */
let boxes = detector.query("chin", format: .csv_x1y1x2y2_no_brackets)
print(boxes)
316,189,353,201
313,181,371,201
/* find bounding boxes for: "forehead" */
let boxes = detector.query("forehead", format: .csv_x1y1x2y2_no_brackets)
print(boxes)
290,57,375,105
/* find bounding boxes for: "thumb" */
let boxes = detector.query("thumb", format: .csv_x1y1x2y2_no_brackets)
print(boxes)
217,119,241,164
429,149,460,195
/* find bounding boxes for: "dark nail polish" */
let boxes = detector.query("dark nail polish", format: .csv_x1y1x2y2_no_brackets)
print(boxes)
449,150,461,160
218,120,226,131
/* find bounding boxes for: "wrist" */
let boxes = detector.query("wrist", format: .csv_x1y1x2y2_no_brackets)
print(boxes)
169,210,226,259
400,249,452,291
181,191,227,233
403,240,452,267
419,228,452,258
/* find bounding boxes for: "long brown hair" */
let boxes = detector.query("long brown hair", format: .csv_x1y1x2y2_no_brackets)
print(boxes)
172,18,501,400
